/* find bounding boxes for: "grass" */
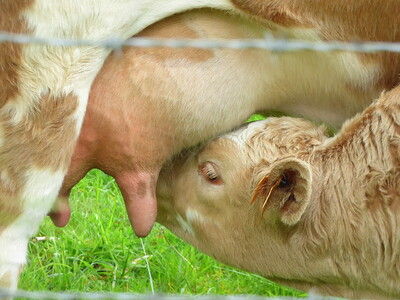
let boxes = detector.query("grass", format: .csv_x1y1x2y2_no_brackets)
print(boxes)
19,169,306,298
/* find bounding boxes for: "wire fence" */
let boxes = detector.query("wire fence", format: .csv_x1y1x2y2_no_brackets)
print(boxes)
1,27,399,300
1,31,400,53
0,288,337,300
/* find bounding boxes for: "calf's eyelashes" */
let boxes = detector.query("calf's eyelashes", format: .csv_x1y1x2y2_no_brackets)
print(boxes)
198,161,223,185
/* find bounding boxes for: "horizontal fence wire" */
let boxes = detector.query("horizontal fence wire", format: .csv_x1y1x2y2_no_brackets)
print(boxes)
1,29,397,300
0,289,337,300
1,31,400,53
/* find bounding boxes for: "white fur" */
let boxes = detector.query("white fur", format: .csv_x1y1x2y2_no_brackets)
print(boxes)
0,169,64,291
0,171,12,191
226,121,268,148
176,214,196,237
186,208,206,226
175,209,207,238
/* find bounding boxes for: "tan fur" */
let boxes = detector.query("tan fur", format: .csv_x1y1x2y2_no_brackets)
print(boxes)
0,93,78,226
232,0,400,90
0,0,33,108
0,271,11,289
157,86,400,298
12,93,78,171
136,11,214,62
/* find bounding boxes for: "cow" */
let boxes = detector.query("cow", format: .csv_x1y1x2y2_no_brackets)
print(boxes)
0,0,239,292
156,85,400,299
1,0,399,294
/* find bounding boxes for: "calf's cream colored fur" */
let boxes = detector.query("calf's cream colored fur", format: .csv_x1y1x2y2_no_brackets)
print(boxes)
157,85,400,299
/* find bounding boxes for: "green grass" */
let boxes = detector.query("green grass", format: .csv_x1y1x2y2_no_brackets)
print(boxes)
19,170,305,297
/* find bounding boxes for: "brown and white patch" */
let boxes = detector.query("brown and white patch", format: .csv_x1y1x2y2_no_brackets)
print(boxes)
0,0,34,108
0,93,78,227
136,11,214,63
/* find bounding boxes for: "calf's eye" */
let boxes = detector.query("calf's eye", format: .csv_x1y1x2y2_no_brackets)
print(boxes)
198,162,223,185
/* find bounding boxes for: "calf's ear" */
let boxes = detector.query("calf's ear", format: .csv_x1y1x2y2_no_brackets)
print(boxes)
253,158,312,225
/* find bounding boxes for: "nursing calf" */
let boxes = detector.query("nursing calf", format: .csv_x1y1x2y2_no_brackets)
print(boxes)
157,86,400,299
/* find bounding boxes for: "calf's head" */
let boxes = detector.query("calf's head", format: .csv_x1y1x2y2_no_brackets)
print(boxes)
157,117,332,292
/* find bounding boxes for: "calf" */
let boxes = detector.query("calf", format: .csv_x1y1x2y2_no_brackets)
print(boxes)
156,85,400,299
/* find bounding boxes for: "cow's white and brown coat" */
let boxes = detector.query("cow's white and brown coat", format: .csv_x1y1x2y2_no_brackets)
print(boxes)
1,0,399,294
0,0,236,291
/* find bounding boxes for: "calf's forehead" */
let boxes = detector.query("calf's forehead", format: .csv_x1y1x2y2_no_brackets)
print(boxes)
224,120,270,146
224,117,325,154
194,118,326,181
189,118,328,194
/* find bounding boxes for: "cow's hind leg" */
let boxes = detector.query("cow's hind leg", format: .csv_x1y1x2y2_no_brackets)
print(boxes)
0,91,82,294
